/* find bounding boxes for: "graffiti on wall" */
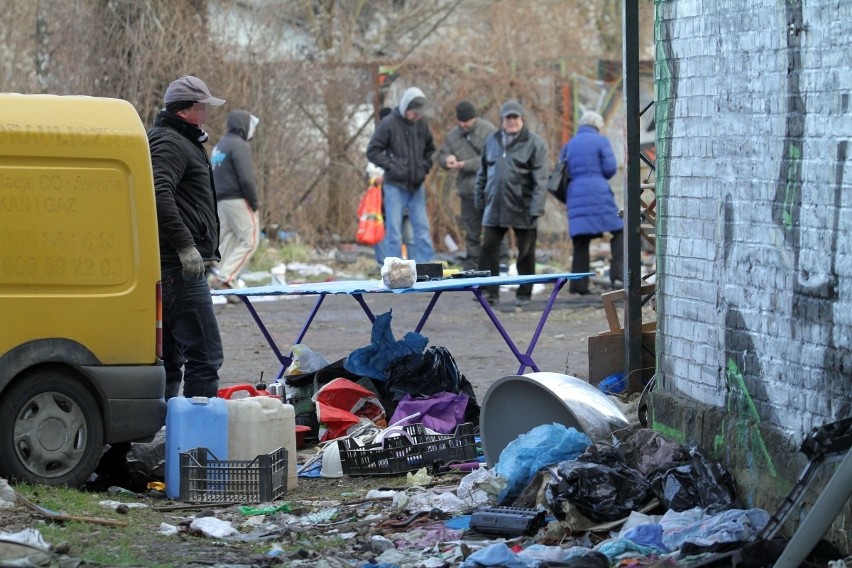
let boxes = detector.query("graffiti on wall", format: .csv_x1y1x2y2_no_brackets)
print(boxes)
653,0,850,460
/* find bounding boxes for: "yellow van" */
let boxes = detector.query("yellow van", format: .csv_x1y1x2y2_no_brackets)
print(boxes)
0,95,166,487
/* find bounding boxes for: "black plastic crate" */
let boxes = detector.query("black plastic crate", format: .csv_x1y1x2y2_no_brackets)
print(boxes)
338,423,476,475
179,447,287,503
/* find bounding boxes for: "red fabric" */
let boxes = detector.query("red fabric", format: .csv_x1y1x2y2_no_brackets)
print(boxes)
313,378,386,441
355,182,385,246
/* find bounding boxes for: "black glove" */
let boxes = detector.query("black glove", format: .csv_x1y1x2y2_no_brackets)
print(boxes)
178,246,204,282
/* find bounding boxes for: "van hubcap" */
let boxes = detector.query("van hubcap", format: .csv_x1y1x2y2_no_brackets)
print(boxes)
14,392,87,478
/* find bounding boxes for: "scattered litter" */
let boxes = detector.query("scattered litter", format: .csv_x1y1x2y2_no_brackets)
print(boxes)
238,503,292,516
158,523,178,536
0,478,16,509
405,467,433,486
189,517,238,538
98,500,150,510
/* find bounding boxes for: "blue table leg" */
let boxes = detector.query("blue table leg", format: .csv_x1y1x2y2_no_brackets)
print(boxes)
414,292,442,333
238,296,292,380
471,287,539,373
520,277,567,374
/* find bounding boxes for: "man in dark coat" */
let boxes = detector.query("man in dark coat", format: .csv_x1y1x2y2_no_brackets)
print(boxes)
148,75,225,400
438,101,497,270
475,100,549,306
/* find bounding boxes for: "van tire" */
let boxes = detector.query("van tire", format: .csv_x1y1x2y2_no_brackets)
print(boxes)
0,370,104,487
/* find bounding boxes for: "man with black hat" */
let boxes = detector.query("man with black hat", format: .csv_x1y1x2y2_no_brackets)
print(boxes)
366,86,436,263
438,101,497,270
475,99,549,307
148,75,226,400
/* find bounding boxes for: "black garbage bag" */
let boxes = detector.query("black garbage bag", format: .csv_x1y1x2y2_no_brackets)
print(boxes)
386,346,480,426
547,459,653,522
647,447,738,514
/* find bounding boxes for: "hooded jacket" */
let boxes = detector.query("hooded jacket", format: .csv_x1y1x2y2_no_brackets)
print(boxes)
559,124,623,237
474,125,549,229
438,118,497,198
211,110,259,211
148,111,220,268
366,87,436,190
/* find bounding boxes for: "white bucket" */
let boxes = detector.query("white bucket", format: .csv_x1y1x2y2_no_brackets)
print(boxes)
227,397,297,489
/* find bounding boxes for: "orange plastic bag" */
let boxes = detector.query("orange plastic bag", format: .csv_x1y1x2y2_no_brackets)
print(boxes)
355,181,385,246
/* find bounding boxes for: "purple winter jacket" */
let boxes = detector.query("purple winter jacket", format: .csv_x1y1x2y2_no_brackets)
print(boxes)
559,124,624,238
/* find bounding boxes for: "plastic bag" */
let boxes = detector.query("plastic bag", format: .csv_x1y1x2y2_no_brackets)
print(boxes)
355,181,385,245
381,256,416,289
647,447,738,514
547,459,652,522
284,344,330,376
493,423,590,503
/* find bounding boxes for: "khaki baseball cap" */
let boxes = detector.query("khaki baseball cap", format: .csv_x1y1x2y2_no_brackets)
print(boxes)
164,76,225,106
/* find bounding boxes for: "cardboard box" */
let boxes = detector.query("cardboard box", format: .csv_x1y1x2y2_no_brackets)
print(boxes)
587,332,655,394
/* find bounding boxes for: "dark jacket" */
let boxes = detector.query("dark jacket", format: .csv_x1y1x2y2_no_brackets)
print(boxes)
148,111,220,268
438,118,496,198
474,125,549,229
211,110,259,211
366,91,435,191
559,124,623,237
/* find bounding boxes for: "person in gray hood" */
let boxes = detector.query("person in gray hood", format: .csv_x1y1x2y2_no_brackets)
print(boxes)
366,86,436,262
211,109,260,288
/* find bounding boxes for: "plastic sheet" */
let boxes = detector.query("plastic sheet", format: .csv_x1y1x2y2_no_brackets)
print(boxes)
494,423,590,503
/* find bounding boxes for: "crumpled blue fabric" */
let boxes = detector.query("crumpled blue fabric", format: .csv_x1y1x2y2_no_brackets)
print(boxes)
344,311,428,381
459,542,528,568
494,423,590,503
595,537,660,561
622,523,667,552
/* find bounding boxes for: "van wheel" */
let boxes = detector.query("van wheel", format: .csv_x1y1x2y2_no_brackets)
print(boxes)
0,371,104,487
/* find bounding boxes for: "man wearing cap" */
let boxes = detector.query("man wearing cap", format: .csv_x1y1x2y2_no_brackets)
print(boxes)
475,100,549,307
366,86,436,263
438,101,497,270
148,75,226,400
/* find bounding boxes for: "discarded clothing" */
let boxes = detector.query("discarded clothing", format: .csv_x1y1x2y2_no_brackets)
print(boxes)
660,507,771,551
344,311,428,381
389,392,469,434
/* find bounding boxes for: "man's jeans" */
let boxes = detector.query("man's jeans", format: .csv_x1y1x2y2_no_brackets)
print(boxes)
382,183,434,263
161,267,223,400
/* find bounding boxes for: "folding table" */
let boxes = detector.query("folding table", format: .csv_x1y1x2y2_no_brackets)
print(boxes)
213,272,590,380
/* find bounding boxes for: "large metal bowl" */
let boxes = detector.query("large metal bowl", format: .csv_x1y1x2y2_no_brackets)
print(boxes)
480,372,630,466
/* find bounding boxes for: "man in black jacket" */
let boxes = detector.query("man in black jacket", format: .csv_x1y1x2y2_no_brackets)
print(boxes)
366,86,436,263
475,100,549,307
148,75,225,400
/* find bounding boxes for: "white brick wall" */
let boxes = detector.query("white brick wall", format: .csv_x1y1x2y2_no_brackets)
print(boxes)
655,0,852,439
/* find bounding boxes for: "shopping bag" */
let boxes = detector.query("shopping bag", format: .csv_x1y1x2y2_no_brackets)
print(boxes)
547,160,570,204
355,181,385,245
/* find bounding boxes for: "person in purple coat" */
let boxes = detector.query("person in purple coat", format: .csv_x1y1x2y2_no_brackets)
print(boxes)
559,110,624,295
